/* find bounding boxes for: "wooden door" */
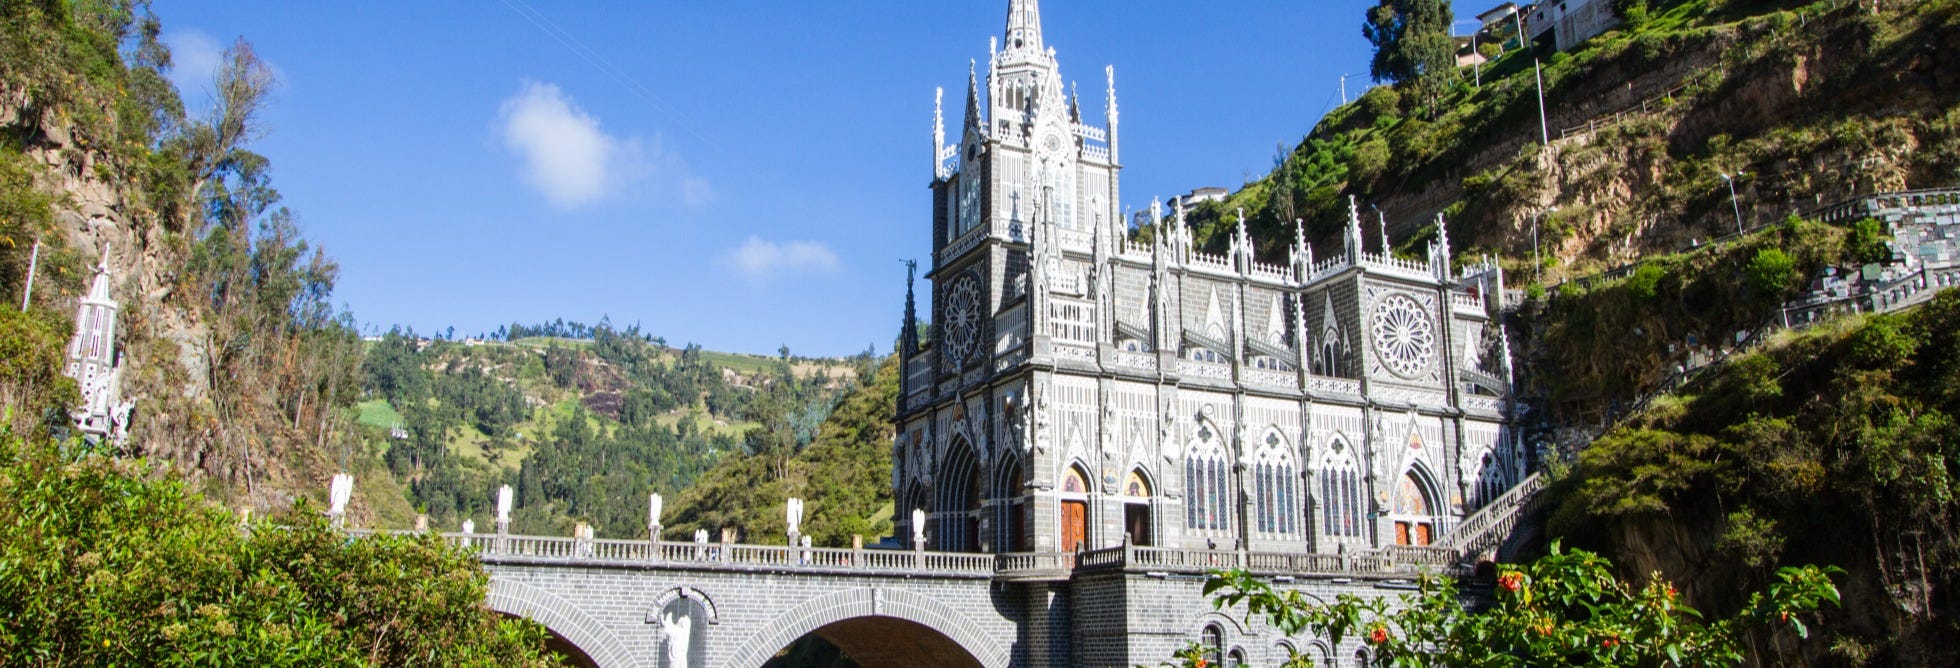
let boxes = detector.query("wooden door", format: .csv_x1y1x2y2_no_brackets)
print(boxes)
1061,501,1088,553
1414,522,1433,546
1394,521,1411,546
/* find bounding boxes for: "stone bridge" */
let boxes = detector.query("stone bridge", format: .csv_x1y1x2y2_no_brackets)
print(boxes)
375,478,1545,668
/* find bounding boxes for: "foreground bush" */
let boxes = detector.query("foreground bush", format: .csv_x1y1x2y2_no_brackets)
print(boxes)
1178,543,1838,667
0,432,554,667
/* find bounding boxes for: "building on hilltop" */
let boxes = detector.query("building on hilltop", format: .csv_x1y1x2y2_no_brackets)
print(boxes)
895,0,1524,559
65,245,134,444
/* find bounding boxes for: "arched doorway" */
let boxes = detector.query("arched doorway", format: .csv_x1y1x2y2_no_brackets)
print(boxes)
993,454,1028,552
935,437,982,552
1391,466,1442,546
1122,468,1152,546
1059,465,1091,553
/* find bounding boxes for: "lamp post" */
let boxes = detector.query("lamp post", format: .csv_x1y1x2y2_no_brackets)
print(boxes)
1533,58,1550,147
1454,19,1484,87
1720,172,1746,236
1532,206,1559,283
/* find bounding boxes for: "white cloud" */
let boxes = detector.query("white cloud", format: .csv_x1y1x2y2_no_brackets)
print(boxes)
497,81,711,209
722,236,840,285
499,81,618,208
162,29,223,107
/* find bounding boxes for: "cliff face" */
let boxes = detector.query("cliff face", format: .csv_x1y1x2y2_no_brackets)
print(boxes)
1,5,363,519
1174,2,1960,663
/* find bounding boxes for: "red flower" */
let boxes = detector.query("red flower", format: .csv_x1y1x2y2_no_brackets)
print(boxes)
1195,660,1208,668
1498,572,1524,592
1601,637,1620,649
1369,626,1389,645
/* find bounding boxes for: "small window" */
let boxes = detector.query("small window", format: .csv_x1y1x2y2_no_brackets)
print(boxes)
1200,625,1224,666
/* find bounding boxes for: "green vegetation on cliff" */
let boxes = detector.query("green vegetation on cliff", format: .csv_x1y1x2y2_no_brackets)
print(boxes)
1549,289,1960,664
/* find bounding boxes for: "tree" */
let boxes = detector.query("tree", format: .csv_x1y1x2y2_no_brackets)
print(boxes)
1362,0,1456,114
1176,543,1840,667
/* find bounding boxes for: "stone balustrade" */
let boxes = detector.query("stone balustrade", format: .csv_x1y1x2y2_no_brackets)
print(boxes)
352,528,1502,579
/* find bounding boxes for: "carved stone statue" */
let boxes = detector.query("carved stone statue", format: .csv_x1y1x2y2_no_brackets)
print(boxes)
786,497,804,536
496,485,513,524
327,473,353,517
661,610,693,668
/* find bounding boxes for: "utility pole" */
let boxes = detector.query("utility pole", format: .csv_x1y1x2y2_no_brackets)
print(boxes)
19,239,39,311
1340,74,1349,105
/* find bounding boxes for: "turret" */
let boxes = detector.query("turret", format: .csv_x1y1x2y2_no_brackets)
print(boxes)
1230,207,1253,273
1429,213,1453,280
1289,219,1313,280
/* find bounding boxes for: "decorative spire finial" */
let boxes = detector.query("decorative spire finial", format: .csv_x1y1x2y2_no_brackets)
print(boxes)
1345,196,1364,261
933,87,947,180
1105,65,1119,163
1433,212,1453,276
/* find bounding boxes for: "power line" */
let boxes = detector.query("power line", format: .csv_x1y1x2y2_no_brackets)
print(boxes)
495,0,710,146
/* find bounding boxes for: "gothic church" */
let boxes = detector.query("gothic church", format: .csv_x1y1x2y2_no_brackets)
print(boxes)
894,0,1522,559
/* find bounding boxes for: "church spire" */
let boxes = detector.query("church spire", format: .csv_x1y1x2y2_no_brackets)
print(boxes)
1004,0,1044,54
965,59,982,129
900,259,919,359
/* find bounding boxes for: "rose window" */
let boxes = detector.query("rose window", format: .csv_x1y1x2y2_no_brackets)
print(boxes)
1371,294,1435,378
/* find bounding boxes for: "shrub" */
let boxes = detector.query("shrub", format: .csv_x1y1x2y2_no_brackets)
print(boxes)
0,434,556,666
1745,247,1799,296
1177,543,1840,667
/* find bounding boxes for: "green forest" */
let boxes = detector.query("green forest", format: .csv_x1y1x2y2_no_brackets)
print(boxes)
353,319,879,540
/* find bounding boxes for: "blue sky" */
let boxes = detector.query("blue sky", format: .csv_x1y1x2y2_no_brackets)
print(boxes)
153,1,1494,357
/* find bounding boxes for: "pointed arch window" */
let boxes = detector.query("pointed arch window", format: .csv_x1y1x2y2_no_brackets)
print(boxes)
1317,439,1365,538
1475,451,1507,510
1252,431,1299,536
1316,331,1344,377
1183,425,1230,533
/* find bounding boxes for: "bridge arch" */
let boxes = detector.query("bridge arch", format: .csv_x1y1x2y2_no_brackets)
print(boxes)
729,587,1007,668
487,577,634,668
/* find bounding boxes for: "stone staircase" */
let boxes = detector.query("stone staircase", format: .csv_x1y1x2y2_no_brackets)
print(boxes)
1443,472,1547,565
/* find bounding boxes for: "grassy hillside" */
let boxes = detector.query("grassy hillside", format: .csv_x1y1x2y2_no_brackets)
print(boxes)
355,323,872,538
1168,0,1955,281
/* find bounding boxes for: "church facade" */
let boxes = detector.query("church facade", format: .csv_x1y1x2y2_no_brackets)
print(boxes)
894,0,1523,560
